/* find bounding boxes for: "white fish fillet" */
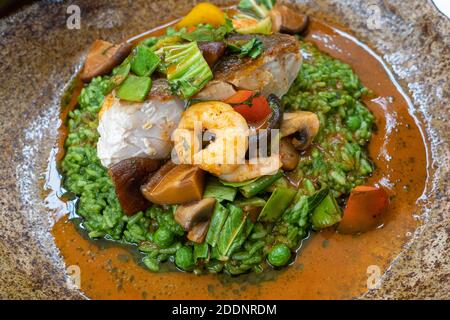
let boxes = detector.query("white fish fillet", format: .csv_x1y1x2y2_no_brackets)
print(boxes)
97,79,184,167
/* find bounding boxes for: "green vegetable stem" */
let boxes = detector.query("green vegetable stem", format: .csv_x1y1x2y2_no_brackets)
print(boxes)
239,171,283,198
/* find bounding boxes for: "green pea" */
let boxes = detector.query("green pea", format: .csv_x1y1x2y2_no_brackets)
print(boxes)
153,227,174,248
346,115,361,131
267,244,291,267
175,246,195,271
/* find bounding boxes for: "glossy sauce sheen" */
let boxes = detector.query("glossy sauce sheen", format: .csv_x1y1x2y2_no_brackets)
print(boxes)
51,19,428,299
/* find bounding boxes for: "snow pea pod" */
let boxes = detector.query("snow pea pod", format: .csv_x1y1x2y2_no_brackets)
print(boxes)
258,187,296,223
239,170,283,198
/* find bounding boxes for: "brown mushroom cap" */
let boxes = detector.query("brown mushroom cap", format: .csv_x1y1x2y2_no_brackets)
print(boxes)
174,198,216,231
198,41,226,68
81,40,133,83
280,111,320,151
108,157,161,216
140,162,206,205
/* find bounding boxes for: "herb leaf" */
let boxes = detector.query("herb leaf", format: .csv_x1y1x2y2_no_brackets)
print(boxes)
182,24,227,42
228,38,264,59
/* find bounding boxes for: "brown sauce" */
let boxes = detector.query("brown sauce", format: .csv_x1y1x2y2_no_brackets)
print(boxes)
50,17,429,299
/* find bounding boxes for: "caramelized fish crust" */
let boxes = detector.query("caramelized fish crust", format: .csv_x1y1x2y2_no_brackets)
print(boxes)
214,33,300,78
198,33,301,100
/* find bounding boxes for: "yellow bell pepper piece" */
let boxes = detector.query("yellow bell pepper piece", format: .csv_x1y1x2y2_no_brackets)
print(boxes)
177,3,226,28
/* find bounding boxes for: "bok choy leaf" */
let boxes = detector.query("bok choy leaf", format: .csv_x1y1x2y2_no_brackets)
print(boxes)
205,202,229,247
227,218,254,256
310,193,342,230
238,0,271,18
157,42,213,98
308,188,329,210
193,242,209,262
217,204,247,258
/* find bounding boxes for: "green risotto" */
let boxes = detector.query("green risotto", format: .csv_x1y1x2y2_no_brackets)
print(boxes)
61,41,374,275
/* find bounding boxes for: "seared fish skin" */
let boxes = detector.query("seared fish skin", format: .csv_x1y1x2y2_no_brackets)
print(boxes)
196,33,301,100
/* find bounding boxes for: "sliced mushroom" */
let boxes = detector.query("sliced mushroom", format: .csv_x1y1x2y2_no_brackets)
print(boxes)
108,157,161,215
141,160,177,190
198,41,226,68
267,94,284,130
291,129,313,151
187,221,210,243
140,161,206,205
280,111,320,151
280,137,299,171
81,40,133,82
174,198,216,231
269,4,309,34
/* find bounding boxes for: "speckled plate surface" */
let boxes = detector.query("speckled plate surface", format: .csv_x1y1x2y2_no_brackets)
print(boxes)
0,0,448,299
